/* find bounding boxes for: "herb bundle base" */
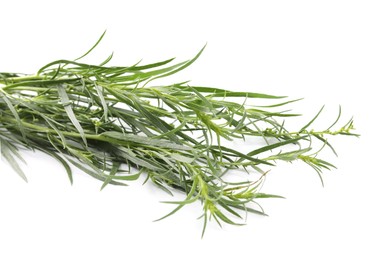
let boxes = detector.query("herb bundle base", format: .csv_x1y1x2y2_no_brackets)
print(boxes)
0,34,357,236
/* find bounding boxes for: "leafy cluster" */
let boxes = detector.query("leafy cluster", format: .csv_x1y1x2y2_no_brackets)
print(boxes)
0,33,357,236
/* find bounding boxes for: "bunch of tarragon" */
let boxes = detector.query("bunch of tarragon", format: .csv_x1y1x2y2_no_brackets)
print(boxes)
0,33,357,235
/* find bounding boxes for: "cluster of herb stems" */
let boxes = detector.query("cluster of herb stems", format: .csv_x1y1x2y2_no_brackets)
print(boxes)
0,33,356,236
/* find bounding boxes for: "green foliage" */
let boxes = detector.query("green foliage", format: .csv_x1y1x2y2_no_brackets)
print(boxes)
0,33,357,236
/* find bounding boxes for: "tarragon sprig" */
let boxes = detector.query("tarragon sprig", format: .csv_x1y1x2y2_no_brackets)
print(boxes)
0,32,357,236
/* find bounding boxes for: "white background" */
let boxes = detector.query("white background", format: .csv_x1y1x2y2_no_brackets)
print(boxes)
1,0,390,259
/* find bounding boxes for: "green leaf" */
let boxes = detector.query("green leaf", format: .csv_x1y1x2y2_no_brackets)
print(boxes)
101,131,191,151
38,148,73,185
178,85,285,99
0,138,27,182
0,91,27,142
300,105,324,132
143,45,207,86
244,136,305,159
75,30,106,61
155,177,199,222
100,161,120,190
94,82,109,121
57,85,87,145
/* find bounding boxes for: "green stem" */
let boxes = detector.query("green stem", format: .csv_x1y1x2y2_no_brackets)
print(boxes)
0,116,106,142
0,75,45,83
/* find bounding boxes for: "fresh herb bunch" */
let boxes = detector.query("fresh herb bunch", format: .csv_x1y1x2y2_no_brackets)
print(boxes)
0,33,357,235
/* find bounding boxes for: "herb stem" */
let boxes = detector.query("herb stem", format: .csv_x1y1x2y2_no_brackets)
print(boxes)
0,116,104,142
0,75,45,83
